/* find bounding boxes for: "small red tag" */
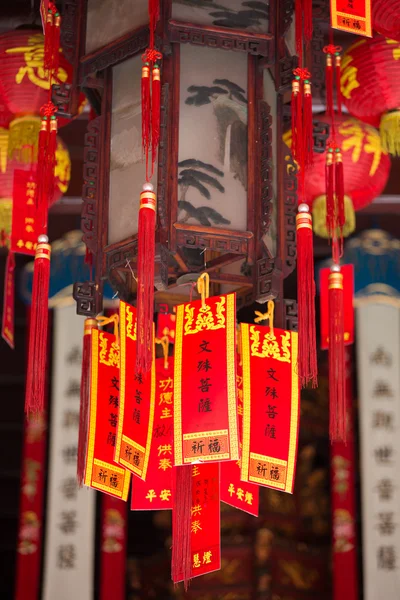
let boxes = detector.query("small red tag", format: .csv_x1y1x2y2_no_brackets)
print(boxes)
331,0,372,37
11,170,42,256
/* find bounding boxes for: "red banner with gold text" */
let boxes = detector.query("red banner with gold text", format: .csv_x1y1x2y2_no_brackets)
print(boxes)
11,170,42,256
320,264,354,350
174,293,238,466
331,0,372,37
1,251,15,348
240,323,299,493
331,348,358,600
221,362,259,516
173,463,221,583
131,356,174,510
84,328,130,499
115,301,155,479
100,495,128,600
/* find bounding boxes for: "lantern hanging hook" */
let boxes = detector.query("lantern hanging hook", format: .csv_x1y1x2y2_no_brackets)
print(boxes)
197,272,210,309
96,313,120,345
254,300,275,336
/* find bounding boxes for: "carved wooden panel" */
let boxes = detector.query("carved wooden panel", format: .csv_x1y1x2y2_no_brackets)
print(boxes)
81,116,101,256
284,298,298,331
157,83,169,230
60,0,79,65
259,100,273,237
282,144,297,278
313,120,330,153
281,0,295,35
73,280,103,317
106,238,139,272
310,0,331,102
256,256,275,300
175,226,250,255
168,21,272,57
80,27,149,83
277,54,297,92
154,244,169,291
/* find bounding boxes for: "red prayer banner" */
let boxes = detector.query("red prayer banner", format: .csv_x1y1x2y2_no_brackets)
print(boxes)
85,328,130,500
331,349,358,600
173,463,221,582
240,323,299,493
100,495,128,600
221,363,259,516
115,301,156,479
11,170,42,256
131,356,174,510
2,251,15,348
174,293,238,466
331,0,372,36
320,264,354,350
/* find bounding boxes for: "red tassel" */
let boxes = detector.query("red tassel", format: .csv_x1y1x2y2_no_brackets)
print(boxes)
335,52,342,116
151,64,161,175
141,63,151,178
303,79,313,168
52,12,61,75
291,78,299,160
77,318,98,486
325,56,334,122
295,0,303,56
335,150,345,233
36,105,57,229
25,236,51,414
44,8,54,73
325,149,334,238
328,267,346,442
303,0,313,45
296,205,317,388
172,465,192,589
136,185,156,373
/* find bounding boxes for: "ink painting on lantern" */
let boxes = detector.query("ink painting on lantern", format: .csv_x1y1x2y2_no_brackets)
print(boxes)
178,44,249,232
172,0,269,34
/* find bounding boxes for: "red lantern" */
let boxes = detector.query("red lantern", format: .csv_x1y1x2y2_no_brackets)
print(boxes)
0,29,85,159
340,35,400,155
373,2,400,41
284,114,391,237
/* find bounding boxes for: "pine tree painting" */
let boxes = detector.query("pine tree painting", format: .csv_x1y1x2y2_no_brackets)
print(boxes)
173,0,269,31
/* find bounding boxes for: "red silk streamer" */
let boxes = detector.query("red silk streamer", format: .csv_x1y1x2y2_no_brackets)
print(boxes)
331,348,359,600
15,309,48,600
44,2,60,76
77,318,98,487
116,301,156,477
136,188,156,373
131,357,174,510
100,496,128,600
25,239,51,414
240,322,300,492
36,102,57,229
172,463,221,587
172,464,193,589
2,251,15,349
296,207,318,387
84,328,131,499
328,267,346,442
320,264,354,350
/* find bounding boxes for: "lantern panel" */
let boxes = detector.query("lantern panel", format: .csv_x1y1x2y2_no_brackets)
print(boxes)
262,69,277,258
178,44,248,232
108,55,156,245
85,0,148,54
171,0,270,33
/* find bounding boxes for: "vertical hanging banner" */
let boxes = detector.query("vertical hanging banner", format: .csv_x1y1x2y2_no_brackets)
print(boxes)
331,349,359,600
100,495,128,600
174,293,238,465
85,326,131,499
331,0,372,37
356,300,400,600
240,322,299,492
43,305,96,600
1,251,15,348
221,362,259,516
11,170,40,256
173,463,221,582
131,356,174,510
115,301,156,479
320,264,354,349
156,306,176,343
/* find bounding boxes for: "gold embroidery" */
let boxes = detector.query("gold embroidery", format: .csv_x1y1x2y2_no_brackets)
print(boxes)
184,296,226,335
125,304,137,341
99,332,120,366
249,325,291,362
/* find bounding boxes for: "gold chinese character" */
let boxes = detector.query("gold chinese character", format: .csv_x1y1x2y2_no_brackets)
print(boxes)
157,444,172,456
159,377,173,391
159,489,171,501
202,551,212,564
245,491,253,505
193,553,201,568
228,483,235,497
159,391,173,405
25,241,33,250
340,53,360,100
191,504,202,516
145,489,157,502
160,407,172,419
236,487,244,501
192,465,200,477
158,458,172,471
191,520,202,534
387,39,400,61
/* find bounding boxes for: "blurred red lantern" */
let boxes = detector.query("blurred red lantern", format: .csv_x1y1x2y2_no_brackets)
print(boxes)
340,35,400,155
0,29,85,160
0,125,71,239
284,114,391,237
373,1,400,41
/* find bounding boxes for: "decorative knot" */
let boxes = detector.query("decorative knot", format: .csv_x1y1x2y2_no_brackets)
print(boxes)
323,44,342,55
142,48,163,64
40,102,57,118
293,67,311,81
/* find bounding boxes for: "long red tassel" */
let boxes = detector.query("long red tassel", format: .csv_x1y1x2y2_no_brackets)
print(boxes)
141,63,151,176
335,52,342,116
77,318,98,486
295,0,303,56
328,266,346,442
325,53,334,122
303,0,313,45
296,205,317,388
172,465,192,590
325,148,334,238
25,237,51,414
136,185,156,373
291,77,299,159
151,64,161,172
335,149,345,235
303,78,313,167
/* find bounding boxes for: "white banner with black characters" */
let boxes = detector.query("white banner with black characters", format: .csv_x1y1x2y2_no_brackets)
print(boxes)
356,300,400,599
43,304,95,600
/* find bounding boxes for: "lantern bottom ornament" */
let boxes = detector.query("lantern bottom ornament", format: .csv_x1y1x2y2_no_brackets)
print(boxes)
380,110,400,156
312,195,355,239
